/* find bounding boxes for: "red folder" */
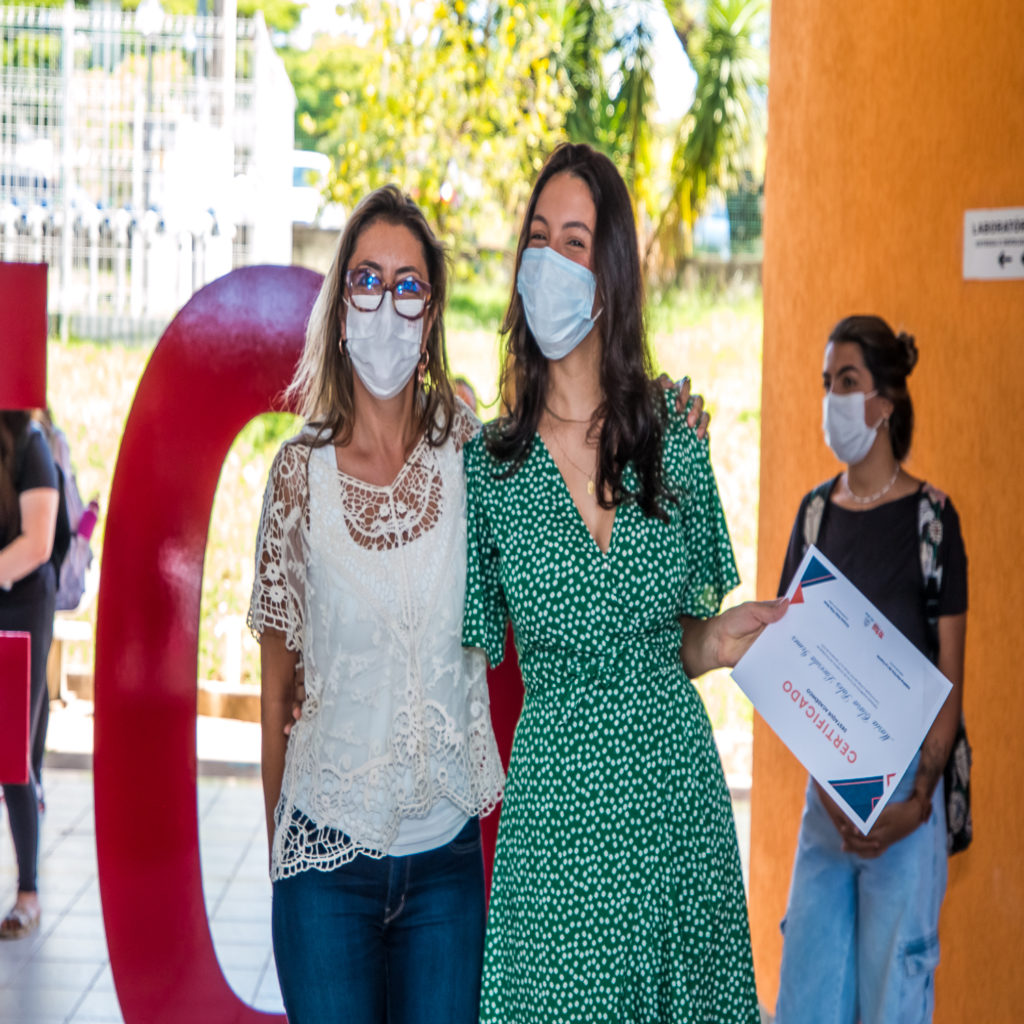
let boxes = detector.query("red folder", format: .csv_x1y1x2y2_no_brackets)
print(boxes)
0,261,48,409
0,631,31,784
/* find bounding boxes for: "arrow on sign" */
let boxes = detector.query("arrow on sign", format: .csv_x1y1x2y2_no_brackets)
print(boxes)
999,252,1013,266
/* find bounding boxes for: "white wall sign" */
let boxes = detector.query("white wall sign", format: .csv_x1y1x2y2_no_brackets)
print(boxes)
963,207,1024,280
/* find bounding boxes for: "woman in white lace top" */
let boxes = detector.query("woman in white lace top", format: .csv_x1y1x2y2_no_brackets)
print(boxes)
247,185,504,1024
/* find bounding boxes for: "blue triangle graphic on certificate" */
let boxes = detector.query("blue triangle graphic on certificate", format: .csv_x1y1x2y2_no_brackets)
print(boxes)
829,775,885,825
800,556,835,589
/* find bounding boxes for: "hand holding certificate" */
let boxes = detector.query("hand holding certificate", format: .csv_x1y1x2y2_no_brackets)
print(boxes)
731,545,952,834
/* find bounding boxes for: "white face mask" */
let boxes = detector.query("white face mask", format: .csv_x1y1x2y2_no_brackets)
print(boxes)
822,390,881,465
344,293,424,400
516,246,602,360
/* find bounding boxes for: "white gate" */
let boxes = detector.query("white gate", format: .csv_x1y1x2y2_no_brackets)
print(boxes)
0,0,294,341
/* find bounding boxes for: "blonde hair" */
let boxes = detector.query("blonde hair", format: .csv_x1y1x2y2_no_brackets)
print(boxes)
285,185,455,447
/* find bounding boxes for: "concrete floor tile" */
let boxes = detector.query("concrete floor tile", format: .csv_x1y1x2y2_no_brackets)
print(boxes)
1,1015,68,1024
222,965,262,1004
46,910,108,940
31,931,109,964
66,986,125,1022
213,941,275,970
211,919,274,946
1,957,104,990
0,979,83,1018
208,896,271,923
88,963,117,993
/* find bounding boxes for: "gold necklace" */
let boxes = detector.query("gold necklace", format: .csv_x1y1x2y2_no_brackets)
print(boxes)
845,464,900,505
546,427,597,496
544,403,593,425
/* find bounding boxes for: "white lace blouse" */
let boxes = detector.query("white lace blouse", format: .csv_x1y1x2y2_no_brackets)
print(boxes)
247,404,504,881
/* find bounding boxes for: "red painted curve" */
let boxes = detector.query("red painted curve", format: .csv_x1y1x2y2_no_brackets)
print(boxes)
92,263,525,1021
94,265,321,1023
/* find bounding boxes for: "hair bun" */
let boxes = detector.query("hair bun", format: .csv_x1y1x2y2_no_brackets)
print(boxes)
896,331,918,375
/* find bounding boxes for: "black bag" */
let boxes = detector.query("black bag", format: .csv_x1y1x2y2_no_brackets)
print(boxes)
942,715,972,854
918,489,972,854
801,477,972,855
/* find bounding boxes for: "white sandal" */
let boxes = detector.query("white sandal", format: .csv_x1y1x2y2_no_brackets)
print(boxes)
0,902,41,940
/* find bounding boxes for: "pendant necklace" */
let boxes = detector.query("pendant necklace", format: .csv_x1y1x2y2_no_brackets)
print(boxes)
845,463,900,505
547,426,597,496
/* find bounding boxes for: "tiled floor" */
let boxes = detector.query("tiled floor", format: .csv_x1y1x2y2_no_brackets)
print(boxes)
0,765,284,1024
1,703,753,1024
1,699,284,1024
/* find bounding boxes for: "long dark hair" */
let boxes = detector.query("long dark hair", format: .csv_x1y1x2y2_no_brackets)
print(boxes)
0,410,31,539
487,143,672,520
828,315,918,462
286,184,456,448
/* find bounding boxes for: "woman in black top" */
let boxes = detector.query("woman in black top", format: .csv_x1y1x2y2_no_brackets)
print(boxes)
0,410,59,939
774,316,967,1024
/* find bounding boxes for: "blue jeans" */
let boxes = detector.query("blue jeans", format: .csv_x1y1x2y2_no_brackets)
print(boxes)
775,756,947,1024
271,816,485,1024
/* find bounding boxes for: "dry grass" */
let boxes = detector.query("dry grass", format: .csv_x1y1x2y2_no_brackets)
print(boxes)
46,290,762,769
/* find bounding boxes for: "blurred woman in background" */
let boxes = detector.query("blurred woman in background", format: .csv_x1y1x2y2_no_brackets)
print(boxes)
774,315,967,1024
0,409,59,939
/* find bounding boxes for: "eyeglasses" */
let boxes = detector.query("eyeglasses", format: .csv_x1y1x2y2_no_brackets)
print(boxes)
345,267,432,321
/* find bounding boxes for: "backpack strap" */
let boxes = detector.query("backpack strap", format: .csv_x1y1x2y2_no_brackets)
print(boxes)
801,476,840,554
917,483,946,663
918,482,972,854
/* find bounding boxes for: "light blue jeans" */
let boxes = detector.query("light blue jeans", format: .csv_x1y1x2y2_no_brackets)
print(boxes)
775,755,947,1024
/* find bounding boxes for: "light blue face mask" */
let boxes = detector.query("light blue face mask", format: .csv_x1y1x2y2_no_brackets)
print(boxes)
516,246,602,360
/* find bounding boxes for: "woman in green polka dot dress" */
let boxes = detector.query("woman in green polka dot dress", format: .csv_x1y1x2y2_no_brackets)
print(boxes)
462,143,787,1022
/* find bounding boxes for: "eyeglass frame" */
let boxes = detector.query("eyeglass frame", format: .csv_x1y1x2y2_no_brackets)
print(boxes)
343,267,433,322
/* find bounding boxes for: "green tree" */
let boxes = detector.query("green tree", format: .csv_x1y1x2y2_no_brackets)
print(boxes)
554,0,614,148
604,18,658,233
651,0,768,270
281,34,364,153
317,1,571,267
544,1,659,246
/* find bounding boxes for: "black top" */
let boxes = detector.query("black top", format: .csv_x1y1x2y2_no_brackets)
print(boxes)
778,482,968,659
0,425,58,603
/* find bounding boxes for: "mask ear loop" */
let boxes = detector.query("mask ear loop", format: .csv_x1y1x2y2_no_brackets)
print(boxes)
864,389,889,432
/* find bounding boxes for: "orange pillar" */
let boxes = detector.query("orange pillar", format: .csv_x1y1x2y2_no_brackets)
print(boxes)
752,0,1024,1016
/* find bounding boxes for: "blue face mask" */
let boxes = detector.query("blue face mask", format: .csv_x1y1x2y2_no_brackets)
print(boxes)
516,246,602,360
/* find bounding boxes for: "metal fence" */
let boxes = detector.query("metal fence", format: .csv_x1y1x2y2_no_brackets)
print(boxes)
0,0,294,342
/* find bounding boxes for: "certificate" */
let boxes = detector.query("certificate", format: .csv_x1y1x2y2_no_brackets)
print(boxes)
731,545,951,833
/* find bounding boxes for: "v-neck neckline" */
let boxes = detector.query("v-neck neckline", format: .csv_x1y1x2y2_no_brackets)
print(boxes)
329,430,428,492
535,433,619,557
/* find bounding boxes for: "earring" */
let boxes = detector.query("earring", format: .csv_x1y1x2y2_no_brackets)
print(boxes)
417,352,428,387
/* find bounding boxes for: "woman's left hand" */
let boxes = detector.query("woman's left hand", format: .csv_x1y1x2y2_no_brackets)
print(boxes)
838,794,929,858
659,375,710,440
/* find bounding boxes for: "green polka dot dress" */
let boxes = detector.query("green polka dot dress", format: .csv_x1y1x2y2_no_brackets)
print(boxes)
462,398,758,1023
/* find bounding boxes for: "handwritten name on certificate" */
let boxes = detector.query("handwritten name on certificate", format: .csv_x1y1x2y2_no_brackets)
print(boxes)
731,545,952,834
